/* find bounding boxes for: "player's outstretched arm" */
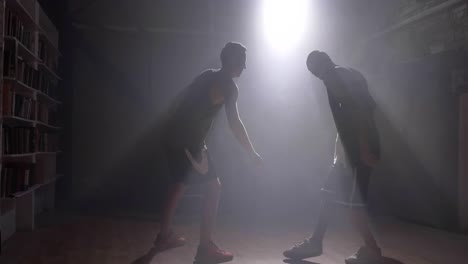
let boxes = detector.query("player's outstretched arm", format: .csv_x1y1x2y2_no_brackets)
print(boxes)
225,89,262,165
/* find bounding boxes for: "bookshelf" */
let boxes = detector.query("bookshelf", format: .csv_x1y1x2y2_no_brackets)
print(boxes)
0,0,62,243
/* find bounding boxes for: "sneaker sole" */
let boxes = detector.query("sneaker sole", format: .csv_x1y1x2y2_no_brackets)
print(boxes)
283,251,323,260
193,256,234,264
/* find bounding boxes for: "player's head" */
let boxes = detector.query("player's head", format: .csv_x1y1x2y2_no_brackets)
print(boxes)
221,42,247,78
306,50,335,79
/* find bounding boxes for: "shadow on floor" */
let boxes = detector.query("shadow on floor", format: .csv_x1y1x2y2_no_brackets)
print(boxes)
283,259,320,264
283,256,405,264
130,247,161,264
381,257,406,264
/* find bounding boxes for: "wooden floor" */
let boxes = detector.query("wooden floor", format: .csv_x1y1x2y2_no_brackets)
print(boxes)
1,211,467,264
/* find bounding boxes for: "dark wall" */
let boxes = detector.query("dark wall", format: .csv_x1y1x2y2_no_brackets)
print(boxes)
366,51,463,230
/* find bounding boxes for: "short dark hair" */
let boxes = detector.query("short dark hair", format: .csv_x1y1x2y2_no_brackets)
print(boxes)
306,50,334,72
220,42,247,67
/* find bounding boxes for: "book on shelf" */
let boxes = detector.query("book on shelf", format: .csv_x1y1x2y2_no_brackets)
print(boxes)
3,48,15,77
37,103,48,124
3,83,35,120
3,50,59,100
38,71,57,97
5,9,34,51
37,132,58,152
2,128,58,154
17,57,36,87
1,167,32,197
3,127,36,155
3,82,13,116
13,94,34,119
38,36,58,72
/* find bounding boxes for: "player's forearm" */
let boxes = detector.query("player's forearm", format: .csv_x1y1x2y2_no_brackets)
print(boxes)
230,120,256,155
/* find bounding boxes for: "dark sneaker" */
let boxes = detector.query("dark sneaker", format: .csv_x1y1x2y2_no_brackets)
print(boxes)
153,230,186,252
283,238,323,260
194,241,234,264
345,246,383,264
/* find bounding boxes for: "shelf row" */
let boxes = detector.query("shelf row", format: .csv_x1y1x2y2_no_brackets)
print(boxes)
3,151,61,162
4,7,61,78
4,37,61,79
5,0,61,55
3,115,61,130
2,172,62,200
4,77,61,105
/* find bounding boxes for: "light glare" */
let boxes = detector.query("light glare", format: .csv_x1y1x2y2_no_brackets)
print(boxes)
262,0,309,51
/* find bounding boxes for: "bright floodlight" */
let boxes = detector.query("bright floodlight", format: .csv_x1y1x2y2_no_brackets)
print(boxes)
262,0,309,51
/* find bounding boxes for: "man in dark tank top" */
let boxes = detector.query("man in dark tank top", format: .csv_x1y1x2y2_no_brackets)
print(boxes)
283,51,383,264
155,42,262,264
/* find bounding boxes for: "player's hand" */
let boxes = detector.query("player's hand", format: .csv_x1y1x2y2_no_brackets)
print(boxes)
185,148,209,175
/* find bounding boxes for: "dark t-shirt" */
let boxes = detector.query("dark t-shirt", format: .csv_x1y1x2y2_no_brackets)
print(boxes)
164,69,236,149
324,67,380,165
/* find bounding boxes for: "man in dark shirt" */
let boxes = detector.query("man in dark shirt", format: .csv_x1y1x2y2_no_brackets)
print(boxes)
155,42,262,264
283,51,382,264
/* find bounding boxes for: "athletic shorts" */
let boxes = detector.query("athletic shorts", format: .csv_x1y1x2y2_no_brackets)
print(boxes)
165,143,218,185
321,163,371,207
